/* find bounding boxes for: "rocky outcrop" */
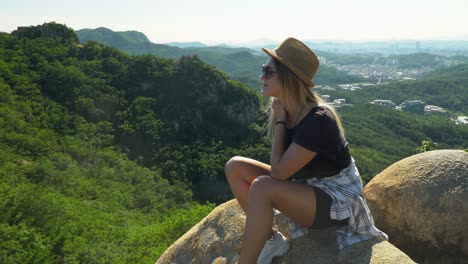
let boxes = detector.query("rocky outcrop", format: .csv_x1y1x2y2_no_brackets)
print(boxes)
156,199,414,264
364,149,468,263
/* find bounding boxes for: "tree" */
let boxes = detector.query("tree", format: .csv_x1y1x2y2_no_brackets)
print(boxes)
11,22,79,43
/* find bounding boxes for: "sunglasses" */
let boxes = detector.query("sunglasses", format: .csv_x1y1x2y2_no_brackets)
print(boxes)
262,64,277,79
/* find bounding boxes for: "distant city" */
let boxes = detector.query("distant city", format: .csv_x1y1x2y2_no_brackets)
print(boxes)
315,55,467,127
317,55,463,83
319,96,467,126
241,40,468,56
305,40,468,56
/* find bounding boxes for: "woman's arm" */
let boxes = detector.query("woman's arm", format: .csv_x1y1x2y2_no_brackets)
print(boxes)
270,99,317,180
270,118,287,173
270,141,317,180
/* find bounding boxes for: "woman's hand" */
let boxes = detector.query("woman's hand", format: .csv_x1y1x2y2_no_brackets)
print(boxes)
272,98,287,122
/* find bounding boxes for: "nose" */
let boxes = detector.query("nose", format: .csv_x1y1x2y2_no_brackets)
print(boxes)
260,73,266,80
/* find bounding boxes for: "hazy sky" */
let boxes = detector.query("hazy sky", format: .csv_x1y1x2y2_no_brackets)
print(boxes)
1,0,468,44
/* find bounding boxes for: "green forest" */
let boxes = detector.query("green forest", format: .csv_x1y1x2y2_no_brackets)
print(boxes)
1,22,467,263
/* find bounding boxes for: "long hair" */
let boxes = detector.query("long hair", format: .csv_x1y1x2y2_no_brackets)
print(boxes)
267,58,345,137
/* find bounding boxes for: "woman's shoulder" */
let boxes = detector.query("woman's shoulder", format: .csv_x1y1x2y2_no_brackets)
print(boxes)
305,104,336,121
290,104,335,131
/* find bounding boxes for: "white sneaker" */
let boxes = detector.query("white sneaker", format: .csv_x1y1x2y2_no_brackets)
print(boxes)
257,230,289,264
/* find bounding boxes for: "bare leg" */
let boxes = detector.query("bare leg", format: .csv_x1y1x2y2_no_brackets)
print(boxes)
238,176,317,264
225,156,271,213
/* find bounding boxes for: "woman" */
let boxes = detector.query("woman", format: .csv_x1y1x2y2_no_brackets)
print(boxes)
225,38,387,264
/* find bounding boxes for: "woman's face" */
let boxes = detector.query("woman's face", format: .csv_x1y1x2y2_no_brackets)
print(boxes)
260,57,280,97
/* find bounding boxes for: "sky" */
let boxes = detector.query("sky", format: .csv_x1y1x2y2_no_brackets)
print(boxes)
1,0,468,45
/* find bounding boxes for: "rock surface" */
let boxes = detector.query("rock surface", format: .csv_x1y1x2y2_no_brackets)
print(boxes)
156,199,414,264
364,149,468,263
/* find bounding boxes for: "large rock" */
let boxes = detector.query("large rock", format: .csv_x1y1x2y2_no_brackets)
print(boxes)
364,149,468,263
156,199,414,263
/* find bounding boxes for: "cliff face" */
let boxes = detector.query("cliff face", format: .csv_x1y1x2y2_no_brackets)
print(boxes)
122,54,262,145
155,200,414,264
364,149,468,264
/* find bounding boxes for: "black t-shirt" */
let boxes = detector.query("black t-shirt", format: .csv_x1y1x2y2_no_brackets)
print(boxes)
285,105,351,181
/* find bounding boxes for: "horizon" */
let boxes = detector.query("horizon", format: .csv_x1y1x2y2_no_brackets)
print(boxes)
1,0,468,45
2,24,468,47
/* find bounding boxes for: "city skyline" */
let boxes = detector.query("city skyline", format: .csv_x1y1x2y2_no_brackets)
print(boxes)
1,0,468,45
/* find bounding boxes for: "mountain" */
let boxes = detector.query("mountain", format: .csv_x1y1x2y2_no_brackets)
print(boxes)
165,41,207,48
75,28,265,89
75,28,364,91
220,38,279,48
76,27,150,45
76,28,187,58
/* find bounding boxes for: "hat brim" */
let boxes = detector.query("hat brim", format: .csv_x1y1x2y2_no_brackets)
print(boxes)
262,48,315,87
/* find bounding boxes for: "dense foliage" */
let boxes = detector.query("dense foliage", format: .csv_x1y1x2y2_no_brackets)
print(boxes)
340,104,468,183
11,22,79,44
0,24,263,262
1,23,467,262
0,61,214,262
387,53,443,68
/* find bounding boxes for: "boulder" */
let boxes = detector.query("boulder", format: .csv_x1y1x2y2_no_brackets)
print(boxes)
156,199,414,264
364,149,468,263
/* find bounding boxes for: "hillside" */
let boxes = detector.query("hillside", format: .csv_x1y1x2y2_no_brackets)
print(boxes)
340,104,467,182
320,63,468,113
0,23,263,262
76,27,150,46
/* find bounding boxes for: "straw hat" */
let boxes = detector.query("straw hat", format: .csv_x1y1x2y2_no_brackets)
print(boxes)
263,37,319,87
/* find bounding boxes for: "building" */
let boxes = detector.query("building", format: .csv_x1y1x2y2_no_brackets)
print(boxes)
456,116,468,126
400,100,425,114
385,59,399,66
370,100,396,108
333,99,347,106
424,105,448,115
331,99,352,111
316,85,336,91
361,83,376,88
318,56,327,65
337,84,362,91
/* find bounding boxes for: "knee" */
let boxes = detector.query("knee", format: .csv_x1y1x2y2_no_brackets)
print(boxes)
249,175,273,197
224,156,244,179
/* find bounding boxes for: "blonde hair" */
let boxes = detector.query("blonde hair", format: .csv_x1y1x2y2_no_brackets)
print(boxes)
267,58,345,137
